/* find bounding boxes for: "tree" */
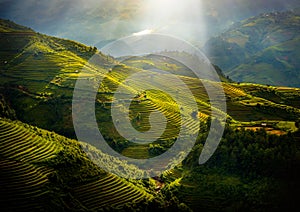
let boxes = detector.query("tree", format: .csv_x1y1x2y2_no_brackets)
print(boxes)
191,111,198,119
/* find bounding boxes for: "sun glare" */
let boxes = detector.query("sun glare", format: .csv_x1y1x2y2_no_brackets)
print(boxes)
136,0,206,44
133,29,154,36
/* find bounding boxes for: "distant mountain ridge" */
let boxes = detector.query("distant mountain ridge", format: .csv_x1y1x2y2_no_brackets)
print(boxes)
204,10,300,87
1,0,299,46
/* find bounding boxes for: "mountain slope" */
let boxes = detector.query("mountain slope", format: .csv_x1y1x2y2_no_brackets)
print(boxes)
0,18,300,211
0,118,156,211
1,18,299,141
0,18,117,137
204,10,300,87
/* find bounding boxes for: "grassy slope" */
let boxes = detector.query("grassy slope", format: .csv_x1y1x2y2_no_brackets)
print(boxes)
0,19,33,32
229,37,300,87
0,118,156,211
204,10,300,87
0,18,299,156
1,19,300,211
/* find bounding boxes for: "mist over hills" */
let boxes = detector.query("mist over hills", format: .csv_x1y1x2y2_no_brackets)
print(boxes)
204,10,300,87
0,0,299,46
1,1,299,88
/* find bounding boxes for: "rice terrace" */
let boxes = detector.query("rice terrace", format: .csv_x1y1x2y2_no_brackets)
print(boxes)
1,1,300,211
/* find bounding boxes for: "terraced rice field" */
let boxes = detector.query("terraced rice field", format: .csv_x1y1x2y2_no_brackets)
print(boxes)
0,118,154,210
122,144,150,159
72,173,153,210
97,65,260,156
0,159,50,211
0,119,58,210
0,119,62,163
163,167,183,183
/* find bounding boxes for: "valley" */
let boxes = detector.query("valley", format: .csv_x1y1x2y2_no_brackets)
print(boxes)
0,18,299,211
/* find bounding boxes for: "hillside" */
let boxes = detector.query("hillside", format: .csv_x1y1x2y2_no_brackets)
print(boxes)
1,116,299,211
204,10,300,87
0,19,300,211
0,118,165,211
0,18,299,155
0,18,117,137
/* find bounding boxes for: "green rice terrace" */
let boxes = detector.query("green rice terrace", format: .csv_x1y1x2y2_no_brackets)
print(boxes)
0,118,160,211
0,19,300,211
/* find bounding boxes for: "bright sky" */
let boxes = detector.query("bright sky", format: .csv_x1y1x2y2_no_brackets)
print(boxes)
134,0,206,43
0,0,296,45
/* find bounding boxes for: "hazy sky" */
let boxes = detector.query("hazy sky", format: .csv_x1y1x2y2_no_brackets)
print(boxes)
0,0,298,46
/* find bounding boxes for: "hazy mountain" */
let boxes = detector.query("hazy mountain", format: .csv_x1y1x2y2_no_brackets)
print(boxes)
204,10,300,87
1,18,299,136
1,18,300,211
0,0,299,46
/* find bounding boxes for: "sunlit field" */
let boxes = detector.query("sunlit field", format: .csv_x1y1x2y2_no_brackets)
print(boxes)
0,0,300,211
